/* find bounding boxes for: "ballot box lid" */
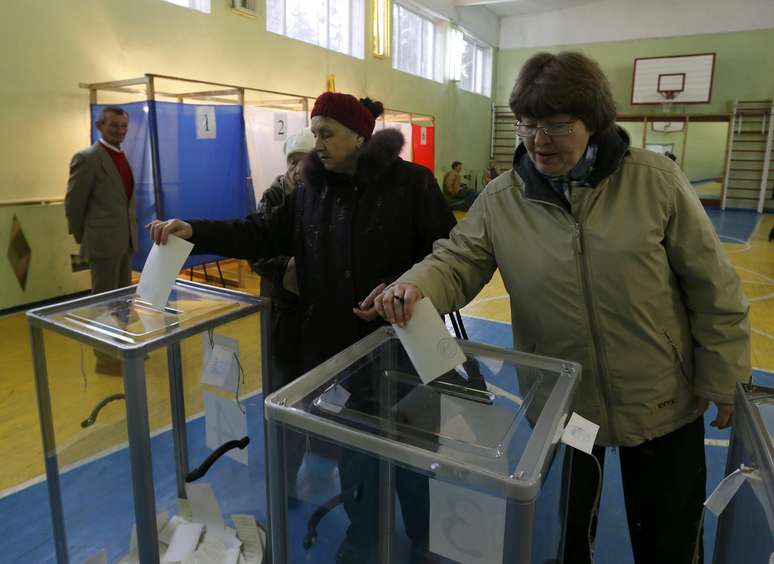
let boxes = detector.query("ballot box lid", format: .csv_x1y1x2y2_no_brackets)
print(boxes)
27,280,264,351
743,384,774,444
266,327,580,501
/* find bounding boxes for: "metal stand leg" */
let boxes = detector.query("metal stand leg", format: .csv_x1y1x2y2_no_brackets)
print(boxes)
123,351,161,563
266,416,288,564
215,260,226,287
167,343,189,499
30,325,69,563
260,303,280,563
377,338,398,563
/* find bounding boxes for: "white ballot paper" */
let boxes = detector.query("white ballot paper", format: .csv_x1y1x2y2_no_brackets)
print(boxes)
392,297,466,384
161,522,203,563
232,514,266,564
186,482,226,539
704,466,752,516
429,479,506,564
204,391,248,465
202,333,240,393
137,235,194,309
84,549,108,564
560,412,600,455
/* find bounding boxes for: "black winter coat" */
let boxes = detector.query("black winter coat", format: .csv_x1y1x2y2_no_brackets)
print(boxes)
188,129,456,373
250,174,302,368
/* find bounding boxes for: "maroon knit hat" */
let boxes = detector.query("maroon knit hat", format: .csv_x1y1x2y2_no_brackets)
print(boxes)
311,92,383,140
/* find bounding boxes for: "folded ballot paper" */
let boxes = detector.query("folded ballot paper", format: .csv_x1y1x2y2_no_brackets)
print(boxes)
116,483,265,564
137,235,194,309
392,297,467,384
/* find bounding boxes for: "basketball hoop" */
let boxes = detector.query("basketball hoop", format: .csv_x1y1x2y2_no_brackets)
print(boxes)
660,90,677,113
656,73,685,113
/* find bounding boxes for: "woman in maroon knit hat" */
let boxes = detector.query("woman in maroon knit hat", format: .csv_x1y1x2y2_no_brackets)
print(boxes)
149,92,454,564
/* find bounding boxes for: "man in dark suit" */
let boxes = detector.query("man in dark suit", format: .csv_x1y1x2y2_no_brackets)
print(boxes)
65,106,138,373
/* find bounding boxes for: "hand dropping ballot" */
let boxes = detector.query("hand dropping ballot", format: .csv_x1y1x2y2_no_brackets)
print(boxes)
137,235,194,309
392,297,466,383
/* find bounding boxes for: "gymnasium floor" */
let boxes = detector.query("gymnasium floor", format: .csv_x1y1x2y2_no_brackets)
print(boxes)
0,208,772,563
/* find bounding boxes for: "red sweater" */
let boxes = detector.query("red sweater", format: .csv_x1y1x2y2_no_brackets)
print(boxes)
101,143,134,202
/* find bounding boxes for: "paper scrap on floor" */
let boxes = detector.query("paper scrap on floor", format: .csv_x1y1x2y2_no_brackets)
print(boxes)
137,235,194,309
392,297,466,384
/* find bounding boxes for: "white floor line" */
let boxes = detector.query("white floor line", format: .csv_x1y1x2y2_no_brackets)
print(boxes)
748,214,765,244
705,438,730,447
464,294,509,307
0,389,261,501
459,311,510,326
753,328,774,340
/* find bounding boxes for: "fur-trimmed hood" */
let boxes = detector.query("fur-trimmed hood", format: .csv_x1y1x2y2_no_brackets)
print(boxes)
302,128,405,187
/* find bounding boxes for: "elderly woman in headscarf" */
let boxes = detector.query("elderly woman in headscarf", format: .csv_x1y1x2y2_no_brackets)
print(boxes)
149,91,455,564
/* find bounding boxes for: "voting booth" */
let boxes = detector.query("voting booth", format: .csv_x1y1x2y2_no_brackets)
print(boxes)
82,75,257,273
265,326,580,564
27,281,270,563
713,383,774,564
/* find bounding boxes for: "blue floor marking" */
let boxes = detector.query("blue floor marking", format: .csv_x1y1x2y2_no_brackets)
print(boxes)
6,316,769,562
704,208,761,243
2,203,769,562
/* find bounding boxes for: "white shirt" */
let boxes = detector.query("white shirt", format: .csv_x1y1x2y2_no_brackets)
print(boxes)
98,138,122,152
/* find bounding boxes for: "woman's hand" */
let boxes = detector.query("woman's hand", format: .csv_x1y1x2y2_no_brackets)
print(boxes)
375,283,424,327
693,397,734,429
353,283,386,321
147,219,193,245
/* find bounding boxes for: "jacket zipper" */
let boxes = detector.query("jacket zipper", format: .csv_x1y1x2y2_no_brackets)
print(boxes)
524,195,616,441
523,196,618,441
573,220,618,444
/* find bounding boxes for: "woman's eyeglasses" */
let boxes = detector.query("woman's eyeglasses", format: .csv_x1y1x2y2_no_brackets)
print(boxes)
515,120,577,137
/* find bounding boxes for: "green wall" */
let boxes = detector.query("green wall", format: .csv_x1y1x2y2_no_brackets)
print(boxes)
495,28,774,116
0,0,494,309
616,121,727,181
497,29,772,198
683,122,728,181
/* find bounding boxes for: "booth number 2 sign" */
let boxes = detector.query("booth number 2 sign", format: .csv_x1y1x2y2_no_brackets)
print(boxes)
274,113,288,141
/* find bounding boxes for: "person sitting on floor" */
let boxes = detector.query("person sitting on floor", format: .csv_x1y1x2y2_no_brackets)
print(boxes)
442,161,476,211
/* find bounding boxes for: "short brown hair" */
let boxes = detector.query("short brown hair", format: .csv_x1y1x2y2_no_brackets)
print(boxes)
508,51,616,138
98,106,128,122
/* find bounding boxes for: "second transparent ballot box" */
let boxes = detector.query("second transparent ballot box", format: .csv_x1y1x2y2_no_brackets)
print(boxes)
265,327,580,564
713,383,774,564
27,280,270,563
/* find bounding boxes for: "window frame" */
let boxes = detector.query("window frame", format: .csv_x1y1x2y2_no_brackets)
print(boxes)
266,0,365,60
459,33,492,97
391,2,441,82
161,0,211,14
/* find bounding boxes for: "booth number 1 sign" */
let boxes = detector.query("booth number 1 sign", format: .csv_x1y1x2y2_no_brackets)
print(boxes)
196,106,217,140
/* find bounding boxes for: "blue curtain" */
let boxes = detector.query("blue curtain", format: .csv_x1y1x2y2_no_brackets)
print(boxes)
91,101,255,270
154,101,255,268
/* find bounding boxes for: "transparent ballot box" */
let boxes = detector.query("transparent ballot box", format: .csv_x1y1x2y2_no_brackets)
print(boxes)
27,281,270,563
713,383,774,564
265,327,580,564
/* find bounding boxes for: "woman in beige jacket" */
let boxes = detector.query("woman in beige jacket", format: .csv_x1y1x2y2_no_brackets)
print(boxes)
376,52,750,564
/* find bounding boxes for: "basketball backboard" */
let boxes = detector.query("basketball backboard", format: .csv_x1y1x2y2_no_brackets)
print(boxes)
631,53,715,105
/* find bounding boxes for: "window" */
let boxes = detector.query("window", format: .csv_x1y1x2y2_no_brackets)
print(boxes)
460,35,492,96
267,0,365,59
161,0,211,13
392,3,439,81
232,0,256,15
